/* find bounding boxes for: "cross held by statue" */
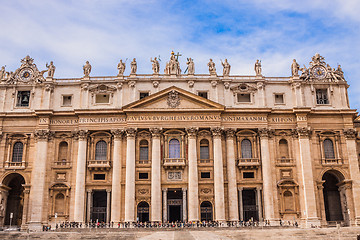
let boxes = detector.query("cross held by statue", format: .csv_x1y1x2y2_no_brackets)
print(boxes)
175,52,182,61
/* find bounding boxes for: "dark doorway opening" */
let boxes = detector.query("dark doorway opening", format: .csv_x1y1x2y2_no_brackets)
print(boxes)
200,201,213,221
167,189,182,222
322,172,343,222
242,189,258,221
137,201,149,222
4,174,25,226
91,191,107,223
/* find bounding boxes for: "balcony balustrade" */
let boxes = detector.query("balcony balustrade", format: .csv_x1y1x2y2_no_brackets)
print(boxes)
237,158,260,169
163,158,186,169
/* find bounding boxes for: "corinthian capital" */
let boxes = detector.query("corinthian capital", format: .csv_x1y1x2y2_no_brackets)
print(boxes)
258,128,274,138
125,128,137,138
186,127,198,138
111,129,124,139
150,128,162,138
225,128,235,139
34,129,54,141
73,130,88,140
343,128,357,139
211,127,223,138
295,127,312,137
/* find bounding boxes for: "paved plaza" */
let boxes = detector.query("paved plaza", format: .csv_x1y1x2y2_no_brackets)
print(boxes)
0,227,360,240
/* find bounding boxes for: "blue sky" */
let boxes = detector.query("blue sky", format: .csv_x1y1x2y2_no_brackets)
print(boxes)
1,0,360,110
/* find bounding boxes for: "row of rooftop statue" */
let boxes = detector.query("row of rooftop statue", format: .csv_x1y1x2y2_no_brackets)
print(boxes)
0,52,345,82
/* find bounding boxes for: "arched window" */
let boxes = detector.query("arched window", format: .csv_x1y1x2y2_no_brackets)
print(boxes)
95,140,107,160
169,139,180,158
139,140,149,160
58,141,68,162
241,139,252,159
12,142,23,162
323,139,335,159
200,139,209,160
55,193,65,215
279,139,289,159
283,191,294,211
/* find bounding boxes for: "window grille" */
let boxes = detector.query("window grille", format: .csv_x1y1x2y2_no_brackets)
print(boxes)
323,139,335,159
95,140,107,160
199,139,209,159
12,142,24,162
16,91,30,107
279,139,289,158
139,140,149,160
241,139,252,159
169,139,180,158
316,89,329,104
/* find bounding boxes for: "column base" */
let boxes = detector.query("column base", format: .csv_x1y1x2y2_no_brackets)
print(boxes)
354,216,360,226
27,222,43,231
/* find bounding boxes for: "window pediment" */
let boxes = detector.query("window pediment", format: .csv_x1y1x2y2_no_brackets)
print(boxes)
89,84,117,94
230,83,257,93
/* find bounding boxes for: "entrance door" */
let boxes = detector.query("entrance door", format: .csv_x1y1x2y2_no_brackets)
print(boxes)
322,172,343,222
91,191,107,223
167,189,182,222
242,189,258,221
200,201,213,221
137,202,149,222
4,174,25,226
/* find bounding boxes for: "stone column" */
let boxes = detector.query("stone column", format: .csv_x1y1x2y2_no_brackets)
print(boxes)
21,185,30,228
74,130,88,223
238,187,243,221
150,128,162,222
187,127,199,222
225,129,239,221
86,190,92,222
296,127,320,227
212,127,226,221
258,128,275,222
106,190,111,223
182,188,187,222
343,129,360,225
111,129,123,224
162,188,167,222
0,187,10,227
124,128,136,222
256,187,263,221
28,130,53,231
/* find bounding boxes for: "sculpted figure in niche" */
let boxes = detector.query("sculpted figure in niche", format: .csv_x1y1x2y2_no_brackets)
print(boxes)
130,58,137,74
117,59,126,76
221,59,231,76
254,59,262,76
151,57,160,74
291,59,300,77
0,66,5,80
83,61,92,77
208,59,216,75
46,61,56,78
186,58,195,75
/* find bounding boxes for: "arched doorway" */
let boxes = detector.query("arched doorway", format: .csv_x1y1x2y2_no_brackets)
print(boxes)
2,173,25,226
322,171,345,224
137,202,149,222
200,201,213,222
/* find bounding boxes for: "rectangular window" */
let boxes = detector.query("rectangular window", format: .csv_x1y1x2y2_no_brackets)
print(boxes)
198,91,208,99
16,91,30,107
139,172,149,179
62,95,72,106
139,92,149,99
316,89,329,104
95,94,109,103
243,172,254,179
94,174,106,180
201,172,211,179
275,94,284,104
139,147,149,160
237,93,251,102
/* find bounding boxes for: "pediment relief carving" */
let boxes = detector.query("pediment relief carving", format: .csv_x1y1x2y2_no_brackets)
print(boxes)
88,84,117,94
230,83,257,93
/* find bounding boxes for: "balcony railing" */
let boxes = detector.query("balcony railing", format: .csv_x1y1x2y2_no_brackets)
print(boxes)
4,161,26,169
163,158,186,169
53,160,71,169
198,159,213,164
237,158,260,169
276,158,295,166
321,158,342,166
87,159,111,170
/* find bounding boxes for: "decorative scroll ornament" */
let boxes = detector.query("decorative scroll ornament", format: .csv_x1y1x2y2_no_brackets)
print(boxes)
126,128,137,138
225,128,235,138
296,127,312,137
343,128,357,139
138,189,149,195
186,127,198,138
150,128,162,138
34,130,54,141
211,127,223,137
73,130,88,140
258,128,274,138
167,90,180,108
201,188,212,194
6,55,46,84
111,129,124,139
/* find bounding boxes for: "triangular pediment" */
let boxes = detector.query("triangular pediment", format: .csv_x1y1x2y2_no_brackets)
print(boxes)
123,86,225,112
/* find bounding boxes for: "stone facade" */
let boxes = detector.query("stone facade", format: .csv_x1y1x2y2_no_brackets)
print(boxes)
0,54,359,230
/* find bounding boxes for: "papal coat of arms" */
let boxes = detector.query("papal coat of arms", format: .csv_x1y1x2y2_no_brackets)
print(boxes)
167,90,180,108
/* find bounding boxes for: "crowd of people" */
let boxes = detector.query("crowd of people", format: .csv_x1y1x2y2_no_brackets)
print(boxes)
52,219,299,230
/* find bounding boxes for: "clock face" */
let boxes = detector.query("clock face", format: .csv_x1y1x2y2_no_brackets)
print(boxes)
313,66,326,79
19,68,33,82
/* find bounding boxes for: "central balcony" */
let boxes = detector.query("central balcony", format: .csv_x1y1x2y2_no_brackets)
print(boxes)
321,158,342,166
237,158,260,169
163,158,186,169
52,160,71,169
87,159,111,170
4,161,26,169
276,158,295,167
